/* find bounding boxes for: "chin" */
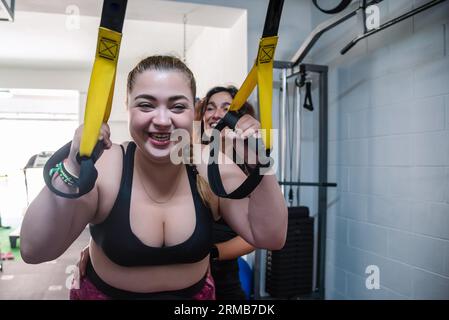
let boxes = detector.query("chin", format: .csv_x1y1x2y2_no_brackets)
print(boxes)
144,142,175,163
149,149,172,159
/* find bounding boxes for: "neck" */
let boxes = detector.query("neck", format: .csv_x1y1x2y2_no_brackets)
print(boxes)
135,148,183,187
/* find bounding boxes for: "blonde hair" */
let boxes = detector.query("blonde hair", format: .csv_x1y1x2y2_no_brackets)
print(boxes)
127,55,196,102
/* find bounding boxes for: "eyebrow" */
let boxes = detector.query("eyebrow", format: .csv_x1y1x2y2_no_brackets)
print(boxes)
207,101,231,107
134,94,190,102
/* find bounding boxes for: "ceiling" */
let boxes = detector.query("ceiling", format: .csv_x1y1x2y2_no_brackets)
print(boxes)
15,0,243,28
0,0,245,69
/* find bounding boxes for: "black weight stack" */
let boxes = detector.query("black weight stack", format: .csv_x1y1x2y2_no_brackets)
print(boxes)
265,206,314,299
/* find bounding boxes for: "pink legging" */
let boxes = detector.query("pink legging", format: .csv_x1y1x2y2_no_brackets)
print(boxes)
69,271,216,300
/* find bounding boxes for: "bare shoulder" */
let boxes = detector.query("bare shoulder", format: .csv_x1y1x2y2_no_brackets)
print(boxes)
96,143,125,173
92,142,128,223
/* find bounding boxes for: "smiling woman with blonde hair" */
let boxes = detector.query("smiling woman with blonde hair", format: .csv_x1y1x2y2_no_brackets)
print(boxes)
20,55,288,300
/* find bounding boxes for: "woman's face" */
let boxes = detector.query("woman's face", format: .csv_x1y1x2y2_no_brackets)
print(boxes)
202,91,233,132
128,70,194,162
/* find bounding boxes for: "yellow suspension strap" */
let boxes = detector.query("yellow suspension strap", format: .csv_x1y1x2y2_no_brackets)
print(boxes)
44,0,128,198
207,0,284,199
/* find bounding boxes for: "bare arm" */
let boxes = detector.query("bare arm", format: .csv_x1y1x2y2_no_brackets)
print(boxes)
197,145,287,251
218,172,287,250
215,236,255,261
20,124,112,264
197,114,287,250
20,179,98,264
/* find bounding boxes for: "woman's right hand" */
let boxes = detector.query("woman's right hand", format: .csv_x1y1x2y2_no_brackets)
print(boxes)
65,123,112,176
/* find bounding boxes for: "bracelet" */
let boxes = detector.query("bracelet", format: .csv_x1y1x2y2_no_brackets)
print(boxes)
63,159,80,179
49,161,79,187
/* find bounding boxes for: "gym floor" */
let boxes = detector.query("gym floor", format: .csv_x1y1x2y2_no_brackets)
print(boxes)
0,228,89,300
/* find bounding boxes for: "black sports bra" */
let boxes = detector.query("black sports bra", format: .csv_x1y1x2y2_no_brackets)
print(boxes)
90,142,213,267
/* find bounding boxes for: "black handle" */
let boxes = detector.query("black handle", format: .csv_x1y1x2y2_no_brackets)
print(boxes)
43,141,104,199
303,82,314,111
213,111,265,157
207,111,272,199
76,139,105,165
214,111,240,131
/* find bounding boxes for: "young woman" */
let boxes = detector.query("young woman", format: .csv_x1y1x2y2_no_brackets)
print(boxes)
20,56,287,299
196,86,257,300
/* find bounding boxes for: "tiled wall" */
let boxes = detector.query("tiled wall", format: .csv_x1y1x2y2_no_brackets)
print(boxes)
311,0,449,299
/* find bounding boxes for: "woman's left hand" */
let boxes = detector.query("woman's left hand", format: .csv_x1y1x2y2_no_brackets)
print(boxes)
223,114,263,166
234,114,261,140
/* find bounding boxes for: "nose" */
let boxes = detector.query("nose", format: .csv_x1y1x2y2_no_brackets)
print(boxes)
152,107,172,128
212,107,225,121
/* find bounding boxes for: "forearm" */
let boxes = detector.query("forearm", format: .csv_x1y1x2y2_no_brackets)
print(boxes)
20,177,96,263
196,146,287,250
215,237,255,261
247,174,287,250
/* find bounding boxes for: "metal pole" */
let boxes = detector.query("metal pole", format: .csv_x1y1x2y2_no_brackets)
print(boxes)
273,62,331,300
286,78,293,205
279,181,337,187
280,69,287,197
295,80,301,206
253,249,262,299
291,0,385,65
341,0,447,54
316,65,329,299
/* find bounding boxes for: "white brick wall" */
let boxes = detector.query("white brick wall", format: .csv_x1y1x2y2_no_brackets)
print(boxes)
412,268,449,299
314,0,449,299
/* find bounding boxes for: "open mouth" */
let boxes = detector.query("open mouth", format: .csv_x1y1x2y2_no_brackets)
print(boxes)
210,122,218,128
148,132,171,141
147,132,172,147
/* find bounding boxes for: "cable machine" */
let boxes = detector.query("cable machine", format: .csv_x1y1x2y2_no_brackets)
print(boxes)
252,0,448,300
253,61,336,300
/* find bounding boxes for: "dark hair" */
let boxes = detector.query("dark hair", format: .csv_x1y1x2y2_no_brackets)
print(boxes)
195,85,256,134
127,55,196,102
194,86,256,203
